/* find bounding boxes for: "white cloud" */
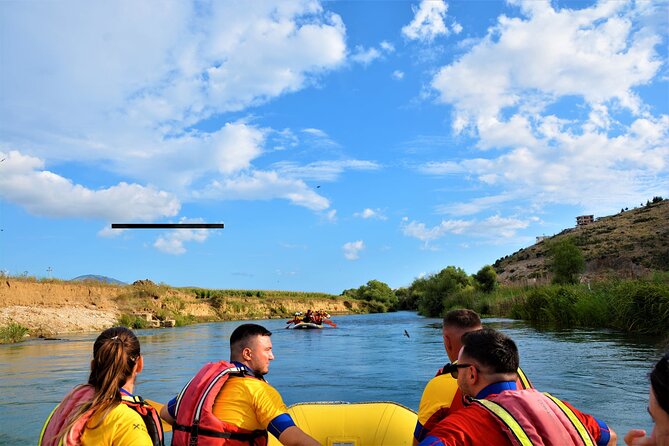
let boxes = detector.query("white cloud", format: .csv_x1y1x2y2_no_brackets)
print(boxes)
401,214,531,246
351,46,382,65
343,240,365,260
417,161,465,175
195,170,330,211
0,1,348,214
154,225,209,255
402,0,450,42
380,41,395,52
272,159,381,182
427,1,669,216
325,209,338,222
432,1,663,125
354,208,387,220
392,70,405,80
435,194,515,216
350,40,395,66
0,150,180,221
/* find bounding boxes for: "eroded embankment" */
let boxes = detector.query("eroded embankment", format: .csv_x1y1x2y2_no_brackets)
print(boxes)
0,280,360,336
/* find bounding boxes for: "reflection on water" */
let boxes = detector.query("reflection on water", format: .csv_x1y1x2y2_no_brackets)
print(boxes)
0,312,663,444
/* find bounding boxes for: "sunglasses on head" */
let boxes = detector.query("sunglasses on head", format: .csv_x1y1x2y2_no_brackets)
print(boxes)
442,362,475,379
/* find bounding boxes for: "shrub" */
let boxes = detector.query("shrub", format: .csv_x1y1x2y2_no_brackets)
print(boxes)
117,314,150,329
0,322,29,344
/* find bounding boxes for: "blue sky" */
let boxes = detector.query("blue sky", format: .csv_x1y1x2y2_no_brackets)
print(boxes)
1,0,667,294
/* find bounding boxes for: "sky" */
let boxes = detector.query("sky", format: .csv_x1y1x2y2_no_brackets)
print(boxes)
1,0,667,294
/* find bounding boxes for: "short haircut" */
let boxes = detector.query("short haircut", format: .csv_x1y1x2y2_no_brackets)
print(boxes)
461,327,519,374
230,323,272,350
651,351,669,414
443,309,481,329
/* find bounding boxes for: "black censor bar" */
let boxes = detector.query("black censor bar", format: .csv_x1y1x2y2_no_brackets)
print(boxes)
111,223,224,229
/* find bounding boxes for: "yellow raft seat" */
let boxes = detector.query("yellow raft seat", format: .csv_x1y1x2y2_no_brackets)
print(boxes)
267,401,417,446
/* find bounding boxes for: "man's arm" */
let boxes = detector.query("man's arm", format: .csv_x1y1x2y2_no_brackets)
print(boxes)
159,398,176,425
563,400,617,446
277,425,321,446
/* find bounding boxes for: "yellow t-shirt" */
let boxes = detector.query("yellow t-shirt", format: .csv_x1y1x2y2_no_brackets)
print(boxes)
212,376,288,431
80,403,153,446
417,374,459,426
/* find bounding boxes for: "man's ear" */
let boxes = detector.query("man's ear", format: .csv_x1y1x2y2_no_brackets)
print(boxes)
242,347,253,360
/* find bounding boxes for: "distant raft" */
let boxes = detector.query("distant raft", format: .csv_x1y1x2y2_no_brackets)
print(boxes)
267,401,416,446
291,322,324,329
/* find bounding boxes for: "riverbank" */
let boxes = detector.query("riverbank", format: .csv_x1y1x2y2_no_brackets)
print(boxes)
0,278,364,340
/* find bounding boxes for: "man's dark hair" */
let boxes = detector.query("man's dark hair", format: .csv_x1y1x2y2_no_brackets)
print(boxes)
443,309,481,329
461,327,518,374
230,323,272,349
651,351,669,414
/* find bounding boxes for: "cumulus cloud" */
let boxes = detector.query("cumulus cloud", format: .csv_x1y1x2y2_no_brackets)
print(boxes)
426,1,669,216
343,240,365,260
401,214,531,247
350,40,395,66
392,70,405,80
354,208,387,220
0,1,348,216
402,0,454,42
0,150,180,221
154,225,209,255
194,170,330,211
432,1,663,126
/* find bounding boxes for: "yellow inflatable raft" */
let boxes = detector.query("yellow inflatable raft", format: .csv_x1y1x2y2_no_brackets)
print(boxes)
267,401,417,446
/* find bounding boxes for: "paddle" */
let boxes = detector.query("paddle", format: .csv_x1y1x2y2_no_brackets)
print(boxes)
145,399,173,432
323,319,337,327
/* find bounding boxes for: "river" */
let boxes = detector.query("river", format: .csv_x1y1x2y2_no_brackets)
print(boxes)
0,311,664,445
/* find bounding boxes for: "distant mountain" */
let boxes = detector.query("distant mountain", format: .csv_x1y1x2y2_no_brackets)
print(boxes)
70,274,127,285
494,199,669,284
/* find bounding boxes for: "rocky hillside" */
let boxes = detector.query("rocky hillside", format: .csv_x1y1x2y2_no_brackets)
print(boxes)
494,199,669,284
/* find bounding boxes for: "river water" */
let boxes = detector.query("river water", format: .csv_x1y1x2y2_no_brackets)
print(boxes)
0,311,664,445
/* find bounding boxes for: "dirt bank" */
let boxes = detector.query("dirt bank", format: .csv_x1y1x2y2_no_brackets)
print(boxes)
0,279,361,336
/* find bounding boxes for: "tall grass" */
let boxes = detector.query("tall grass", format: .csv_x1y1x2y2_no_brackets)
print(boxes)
0,322,29,344
439,277,669,336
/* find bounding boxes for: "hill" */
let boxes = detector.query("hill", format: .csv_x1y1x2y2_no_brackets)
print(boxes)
493,199,669,284
70,274,127,285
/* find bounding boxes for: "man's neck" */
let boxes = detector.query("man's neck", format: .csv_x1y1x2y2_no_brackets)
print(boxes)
475,380,517,399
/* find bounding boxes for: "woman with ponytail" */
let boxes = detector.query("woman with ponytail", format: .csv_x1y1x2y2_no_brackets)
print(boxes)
39,326,163,445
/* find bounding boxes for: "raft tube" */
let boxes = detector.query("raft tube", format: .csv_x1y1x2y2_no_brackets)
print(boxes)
292,322,323,329
267,401,416,446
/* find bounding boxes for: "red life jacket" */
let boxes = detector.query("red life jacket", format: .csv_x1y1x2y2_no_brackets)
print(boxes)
172,361,268,446
39,384,164,446
472,389,596,446
422,366,533,436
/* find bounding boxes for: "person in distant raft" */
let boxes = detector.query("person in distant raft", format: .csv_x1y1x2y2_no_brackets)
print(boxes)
161,323,319,446
39,326,163,446
414,309,533,444
419,328,617,446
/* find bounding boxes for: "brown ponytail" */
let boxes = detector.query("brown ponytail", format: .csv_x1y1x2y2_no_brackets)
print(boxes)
58,326,141,442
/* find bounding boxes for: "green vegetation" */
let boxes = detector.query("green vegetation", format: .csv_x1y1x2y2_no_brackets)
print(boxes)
397,276,669,336
117,313,150,329
342,279,398,313
547,237,585,284
0,322,29,344
187,288,335,300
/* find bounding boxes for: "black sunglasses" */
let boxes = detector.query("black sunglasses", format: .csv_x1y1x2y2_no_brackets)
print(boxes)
442,362,474,379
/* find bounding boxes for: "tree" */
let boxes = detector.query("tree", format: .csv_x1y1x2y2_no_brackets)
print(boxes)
547,237,585,285
474,265,497,293
416,266,471,317
346,279,398,312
